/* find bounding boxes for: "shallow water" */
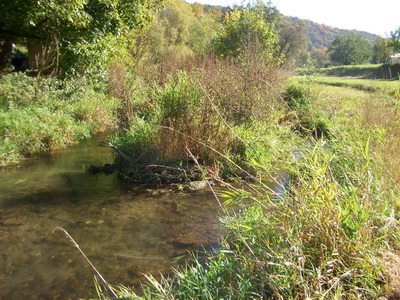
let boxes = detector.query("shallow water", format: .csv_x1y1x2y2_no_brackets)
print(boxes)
0,133,221,299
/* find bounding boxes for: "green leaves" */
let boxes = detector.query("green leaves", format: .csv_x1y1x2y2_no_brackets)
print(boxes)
390,27,400,52
328,34,373,65
213,1,279,59
0,0,166,76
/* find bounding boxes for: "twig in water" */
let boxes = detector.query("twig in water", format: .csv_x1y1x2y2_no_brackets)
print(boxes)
53,227,118,298
185,146,223,209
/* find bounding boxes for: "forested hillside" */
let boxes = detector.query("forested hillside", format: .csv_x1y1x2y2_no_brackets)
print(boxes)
283,16,380,66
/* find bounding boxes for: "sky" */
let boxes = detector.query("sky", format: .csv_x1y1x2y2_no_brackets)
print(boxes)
186,0,400,37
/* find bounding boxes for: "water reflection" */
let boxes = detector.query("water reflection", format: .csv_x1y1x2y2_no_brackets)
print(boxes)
0,133,221,299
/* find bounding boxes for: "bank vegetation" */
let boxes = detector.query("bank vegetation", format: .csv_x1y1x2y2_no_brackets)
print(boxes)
1,0,400,298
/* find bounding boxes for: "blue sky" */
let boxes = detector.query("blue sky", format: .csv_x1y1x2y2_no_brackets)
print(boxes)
186,0,400,36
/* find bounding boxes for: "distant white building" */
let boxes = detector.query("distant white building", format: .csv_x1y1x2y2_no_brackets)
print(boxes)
390,53,400,63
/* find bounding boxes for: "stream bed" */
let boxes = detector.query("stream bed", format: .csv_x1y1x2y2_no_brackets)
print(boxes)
0,133,221,299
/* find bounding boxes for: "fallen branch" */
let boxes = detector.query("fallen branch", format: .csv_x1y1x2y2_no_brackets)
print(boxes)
108,142,136,166
53,227,118,298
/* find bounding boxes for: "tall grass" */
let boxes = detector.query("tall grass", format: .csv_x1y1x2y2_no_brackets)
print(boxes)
104,128,399,299
97,75,400,299
110,54,288,180
0,73,120,165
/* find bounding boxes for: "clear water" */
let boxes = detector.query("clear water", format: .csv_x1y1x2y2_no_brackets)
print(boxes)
0,133,221,299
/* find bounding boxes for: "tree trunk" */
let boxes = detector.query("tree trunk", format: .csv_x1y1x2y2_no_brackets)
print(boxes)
0,37,12,72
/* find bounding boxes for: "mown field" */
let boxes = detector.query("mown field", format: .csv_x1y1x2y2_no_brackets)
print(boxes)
315,63,400,80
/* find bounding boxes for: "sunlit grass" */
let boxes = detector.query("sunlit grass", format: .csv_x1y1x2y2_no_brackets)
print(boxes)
313,76,399,96
317,63,400,80
0,73,120,165
91,75,400,299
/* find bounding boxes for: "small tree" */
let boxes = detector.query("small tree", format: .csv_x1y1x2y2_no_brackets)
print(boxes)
328,34,372,65
390,27,400,53
213,1,279,59
373,37,392,64
277,18,309,67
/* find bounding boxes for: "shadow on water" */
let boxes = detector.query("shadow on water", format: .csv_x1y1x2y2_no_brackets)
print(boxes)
0,132,221,299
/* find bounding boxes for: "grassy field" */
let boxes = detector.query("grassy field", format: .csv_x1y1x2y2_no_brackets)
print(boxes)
312,76,400,185
312,76,399,95
315,63,400,80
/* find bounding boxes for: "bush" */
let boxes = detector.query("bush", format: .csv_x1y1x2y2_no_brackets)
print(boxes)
285,77,331,138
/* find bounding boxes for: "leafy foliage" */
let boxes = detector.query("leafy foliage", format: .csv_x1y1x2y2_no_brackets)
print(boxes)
373,37,393,64
391,27,400,52
0,0,165,76
0,73,119,165
328,33,373,65
213,1,279,59
277,18,309,67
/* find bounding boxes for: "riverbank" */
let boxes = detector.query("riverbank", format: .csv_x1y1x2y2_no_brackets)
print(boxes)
0,73,120,166
103,76,400,299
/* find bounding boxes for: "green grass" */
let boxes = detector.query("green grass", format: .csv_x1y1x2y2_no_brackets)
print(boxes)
91,75,400,299
0,73,120,165
316,63,400,80
311,76,399,96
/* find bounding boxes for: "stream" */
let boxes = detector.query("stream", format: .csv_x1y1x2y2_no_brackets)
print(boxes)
0,132,221,299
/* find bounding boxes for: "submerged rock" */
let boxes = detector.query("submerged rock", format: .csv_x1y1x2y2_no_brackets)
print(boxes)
187,180,212,190
88,164,115,175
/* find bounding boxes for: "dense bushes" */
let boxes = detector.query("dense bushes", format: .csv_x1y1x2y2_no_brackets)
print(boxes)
109,49,290,182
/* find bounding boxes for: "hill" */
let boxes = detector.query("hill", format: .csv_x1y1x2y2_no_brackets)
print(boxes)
285,16,380,52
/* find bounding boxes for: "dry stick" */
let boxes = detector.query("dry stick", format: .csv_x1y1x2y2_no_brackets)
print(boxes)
212,177,241,193
53,227,118,298
160,126,283,204
115,254,165,260
108,142,136,165
185,146,223,210
185,146,256,258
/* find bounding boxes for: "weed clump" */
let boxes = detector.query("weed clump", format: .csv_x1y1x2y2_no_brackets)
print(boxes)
109,52,287,182
285,77,331,138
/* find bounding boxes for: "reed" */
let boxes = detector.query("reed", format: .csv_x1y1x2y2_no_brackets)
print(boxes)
105,76,400,299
